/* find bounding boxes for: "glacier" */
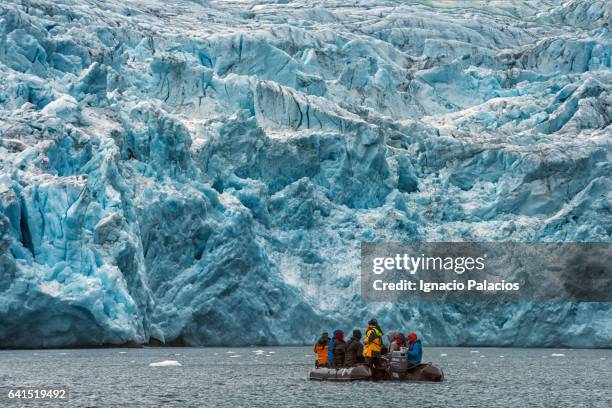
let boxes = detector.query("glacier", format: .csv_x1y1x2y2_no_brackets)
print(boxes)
0,0,610,348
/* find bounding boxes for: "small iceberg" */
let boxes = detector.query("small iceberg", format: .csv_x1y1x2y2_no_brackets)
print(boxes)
149,360,182,367
229,355,240,358
551,353,565,357
119,351,127,354
499,356,505,358
440,354,448,357
253,350,265,354
268,351,276,354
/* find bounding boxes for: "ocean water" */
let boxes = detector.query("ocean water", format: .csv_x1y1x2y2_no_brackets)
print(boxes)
0,347,610,407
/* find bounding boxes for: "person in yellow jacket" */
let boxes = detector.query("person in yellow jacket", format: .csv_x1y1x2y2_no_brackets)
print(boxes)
363,319,384,368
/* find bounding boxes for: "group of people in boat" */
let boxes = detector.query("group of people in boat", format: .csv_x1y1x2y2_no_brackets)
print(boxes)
313,319,422,369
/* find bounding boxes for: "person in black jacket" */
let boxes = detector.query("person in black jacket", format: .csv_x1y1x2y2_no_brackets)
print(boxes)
344,329,365,366
330,330,346,367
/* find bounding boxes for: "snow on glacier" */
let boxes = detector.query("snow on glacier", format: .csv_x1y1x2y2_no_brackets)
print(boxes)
0,0,610,348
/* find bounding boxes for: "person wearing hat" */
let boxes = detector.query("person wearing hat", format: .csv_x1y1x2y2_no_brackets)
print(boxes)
313,332,330,367
406,332,422,366
329,330,346,368
363,319,384,368
344,329,365,366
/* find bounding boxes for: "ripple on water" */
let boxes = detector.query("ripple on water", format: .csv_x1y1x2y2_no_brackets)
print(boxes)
0,347,610,407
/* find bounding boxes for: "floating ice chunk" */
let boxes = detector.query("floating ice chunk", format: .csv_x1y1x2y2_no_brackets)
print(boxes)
226,351,236,354
600,358,606,360
268,351,276,354
551,353,565,357
440,354,448,357
499,356,505,358
149,360,182,367
119,351,127,354
253,350,265,354
470,351,480,353
229,355,240,358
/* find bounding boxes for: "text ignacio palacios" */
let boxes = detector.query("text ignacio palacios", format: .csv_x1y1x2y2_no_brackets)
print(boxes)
370,253,520,293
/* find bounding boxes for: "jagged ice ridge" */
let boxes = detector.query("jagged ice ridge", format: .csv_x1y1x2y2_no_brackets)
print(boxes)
0,0,610,348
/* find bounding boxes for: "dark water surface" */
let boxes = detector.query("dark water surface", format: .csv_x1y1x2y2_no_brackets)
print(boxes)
1,347,611,407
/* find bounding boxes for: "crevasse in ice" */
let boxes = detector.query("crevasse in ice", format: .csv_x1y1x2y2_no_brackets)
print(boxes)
0,0,610,347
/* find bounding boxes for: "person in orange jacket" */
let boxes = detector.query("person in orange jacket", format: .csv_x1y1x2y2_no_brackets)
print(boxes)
313,332,330,367
363,319,384,368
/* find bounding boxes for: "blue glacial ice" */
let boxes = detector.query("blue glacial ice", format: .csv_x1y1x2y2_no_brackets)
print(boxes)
0,0,610,348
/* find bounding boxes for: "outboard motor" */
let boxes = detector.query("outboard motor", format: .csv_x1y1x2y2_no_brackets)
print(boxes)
389,350,408,373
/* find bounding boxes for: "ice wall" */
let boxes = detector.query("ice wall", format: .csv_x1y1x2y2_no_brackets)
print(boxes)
0,0,610,348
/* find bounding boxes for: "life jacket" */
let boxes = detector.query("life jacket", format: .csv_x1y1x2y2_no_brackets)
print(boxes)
313,342,328,365
363,326,383,357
